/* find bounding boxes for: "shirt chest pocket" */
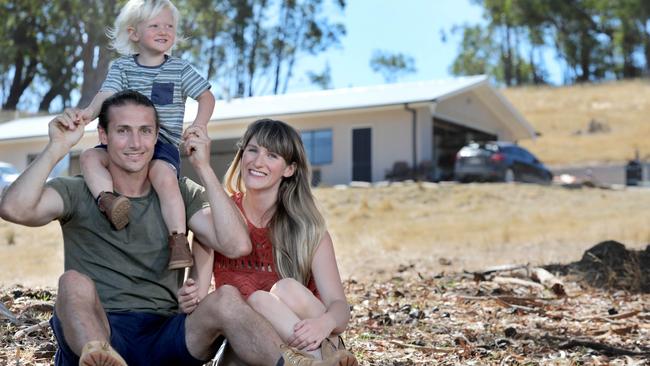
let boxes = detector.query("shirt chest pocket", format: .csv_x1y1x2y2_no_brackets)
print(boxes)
151,82,174,105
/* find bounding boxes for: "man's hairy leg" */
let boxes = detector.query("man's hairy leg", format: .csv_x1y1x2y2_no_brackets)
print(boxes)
185,285,283,365
56,270,111,355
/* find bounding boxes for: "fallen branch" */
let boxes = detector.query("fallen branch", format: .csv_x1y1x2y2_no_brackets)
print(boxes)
384,339,457,353
531,267,566,296
544,335,650,357
0,303,18,324
491,297,538,312
14,320,50,339
492,276,545,290
577,309,641,323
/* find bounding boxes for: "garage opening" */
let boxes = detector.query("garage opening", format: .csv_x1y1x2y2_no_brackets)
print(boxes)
433,118,496,181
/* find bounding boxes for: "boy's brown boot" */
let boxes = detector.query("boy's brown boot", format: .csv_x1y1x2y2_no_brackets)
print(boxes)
97,192,131,230
168,232,193,270
280,344,358,366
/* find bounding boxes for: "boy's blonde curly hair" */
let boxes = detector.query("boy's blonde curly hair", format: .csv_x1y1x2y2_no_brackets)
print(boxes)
108,0,181,56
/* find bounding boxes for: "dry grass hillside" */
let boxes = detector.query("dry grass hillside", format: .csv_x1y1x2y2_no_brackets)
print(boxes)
2,182,649,287
503,79,650,166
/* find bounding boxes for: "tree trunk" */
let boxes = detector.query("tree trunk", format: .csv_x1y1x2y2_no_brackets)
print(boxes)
77,45,112,108
3,54,38,110
38,85,64,112
578,32,591,82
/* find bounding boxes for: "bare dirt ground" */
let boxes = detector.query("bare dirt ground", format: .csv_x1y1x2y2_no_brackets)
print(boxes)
2,183,650,365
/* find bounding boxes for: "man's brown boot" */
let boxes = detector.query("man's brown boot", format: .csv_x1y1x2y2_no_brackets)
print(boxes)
168,232,193,270
280,344,358,366
97,192,131,230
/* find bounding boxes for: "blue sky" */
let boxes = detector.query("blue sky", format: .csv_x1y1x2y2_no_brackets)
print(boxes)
286,0,486,92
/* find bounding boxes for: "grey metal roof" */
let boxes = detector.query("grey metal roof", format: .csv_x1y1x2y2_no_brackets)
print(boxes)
0,75,533,141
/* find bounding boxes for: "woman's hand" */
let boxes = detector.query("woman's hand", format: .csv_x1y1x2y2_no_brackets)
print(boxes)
177,278,200,314
287,316,335,351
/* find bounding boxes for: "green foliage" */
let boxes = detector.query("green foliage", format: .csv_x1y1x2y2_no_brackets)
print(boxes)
0,0,345,112
307,62,332,89
178,0,346,98
370,50,417,83
453,0,650,85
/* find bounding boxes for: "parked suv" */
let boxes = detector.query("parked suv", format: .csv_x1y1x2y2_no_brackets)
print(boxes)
0,162,19,191
454,142,552,184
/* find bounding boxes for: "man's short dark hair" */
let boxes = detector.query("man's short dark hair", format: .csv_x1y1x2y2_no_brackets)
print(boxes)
97,90,160,131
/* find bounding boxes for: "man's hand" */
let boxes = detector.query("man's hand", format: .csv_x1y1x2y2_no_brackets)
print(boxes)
49,109,86,156
177,278,200,314
182,125,211,170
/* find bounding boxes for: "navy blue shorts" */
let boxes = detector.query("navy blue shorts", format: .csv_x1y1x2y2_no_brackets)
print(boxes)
50,311,222,366
94,139,181,177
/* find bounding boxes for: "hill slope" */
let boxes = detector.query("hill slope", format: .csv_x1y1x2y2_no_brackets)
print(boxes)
503,80,650,166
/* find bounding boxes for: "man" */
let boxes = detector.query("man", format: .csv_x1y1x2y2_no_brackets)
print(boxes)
0,90,355,366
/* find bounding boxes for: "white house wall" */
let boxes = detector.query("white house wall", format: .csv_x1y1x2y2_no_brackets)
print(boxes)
205,107,424,185
0,134,100,171
416,105,433,167
285,108,414,184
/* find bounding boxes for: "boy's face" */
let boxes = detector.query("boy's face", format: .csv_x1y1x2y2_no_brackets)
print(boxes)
129,7,176,56
99,103,158,174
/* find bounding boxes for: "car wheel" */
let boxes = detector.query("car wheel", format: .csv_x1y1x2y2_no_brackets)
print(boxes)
504,169,515,183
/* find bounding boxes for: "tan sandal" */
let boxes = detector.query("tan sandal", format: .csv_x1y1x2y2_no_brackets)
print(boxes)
79,340,127,366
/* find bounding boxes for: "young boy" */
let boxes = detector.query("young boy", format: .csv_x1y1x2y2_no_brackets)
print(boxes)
78,0,215,270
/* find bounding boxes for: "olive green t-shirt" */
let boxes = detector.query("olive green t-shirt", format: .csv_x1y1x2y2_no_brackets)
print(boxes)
47,176,208,316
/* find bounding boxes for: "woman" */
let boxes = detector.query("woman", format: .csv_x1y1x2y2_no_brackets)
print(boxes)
179,119,357,365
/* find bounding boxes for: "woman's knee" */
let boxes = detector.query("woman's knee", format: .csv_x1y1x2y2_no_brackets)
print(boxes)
270,278,303,298
270,278,323,317
246,290,273,312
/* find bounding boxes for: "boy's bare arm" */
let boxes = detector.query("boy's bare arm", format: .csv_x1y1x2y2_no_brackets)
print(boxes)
80,91,116,124
188,90,215,132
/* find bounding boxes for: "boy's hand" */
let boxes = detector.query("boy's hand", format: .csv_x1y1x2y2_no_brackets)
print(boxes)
177,278,200,314
182,123,207,141
78,108,95,125
54,108,83,131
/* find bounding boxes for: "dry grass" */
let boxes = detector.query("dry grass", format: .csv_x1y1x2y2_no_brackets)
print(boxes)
316,183,650,280
1,183,649,287
503,79,650,165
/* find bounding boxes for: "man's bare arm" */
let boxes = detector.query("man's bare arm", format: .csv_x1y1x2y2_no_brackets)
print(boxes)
183,125,251,258
0,110,84,225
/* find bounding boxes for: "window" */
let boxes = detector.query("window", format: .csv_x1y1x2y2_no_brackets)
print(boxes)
301,129,332,165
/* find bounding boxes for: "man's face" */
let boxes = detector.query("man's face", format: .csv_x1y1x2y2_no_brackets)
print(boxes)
98,103,158,174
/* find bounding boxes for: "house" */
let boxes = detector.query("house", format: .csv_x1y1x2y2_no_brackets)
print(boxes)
0,75,535,185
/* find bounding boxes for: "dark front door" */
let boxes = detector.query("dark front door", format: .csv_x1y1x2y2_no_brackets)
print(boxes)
352,128,372,182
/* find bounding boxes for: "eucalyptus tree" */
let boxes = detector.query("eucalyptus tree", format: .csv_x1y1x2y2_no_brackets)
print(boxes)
369,50,416,83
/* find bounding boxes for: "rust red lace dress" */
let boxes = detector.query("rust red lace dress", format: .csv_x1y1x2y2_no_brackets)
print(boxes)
213,193,319,299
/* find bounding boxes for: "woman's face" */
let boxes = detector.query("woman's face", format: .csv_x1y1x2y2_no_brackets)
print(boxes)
241,136,295,192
